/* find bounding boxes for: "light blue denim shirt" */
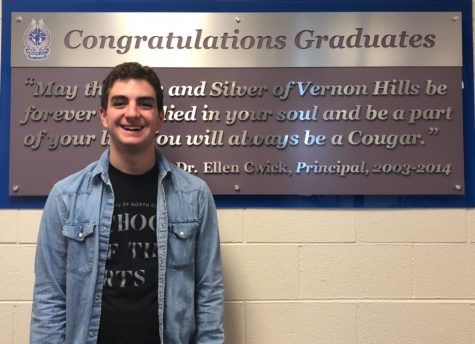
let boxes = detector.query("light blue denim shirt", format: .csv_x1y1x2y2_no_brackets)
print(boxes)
30,149,224,344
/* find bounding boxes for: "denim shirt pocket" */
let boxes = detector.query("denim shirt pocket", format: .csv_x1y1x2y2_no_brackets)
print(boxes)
167,221,198,269
62,222,96,275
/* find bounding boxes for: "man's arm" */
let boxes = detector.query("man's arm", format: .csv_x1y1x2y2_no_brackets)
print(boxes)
193,183,225,344
30,187,68,343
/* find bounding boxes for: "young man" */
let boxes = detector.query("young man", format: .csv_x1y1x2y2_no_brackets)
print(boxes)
30,62,224,344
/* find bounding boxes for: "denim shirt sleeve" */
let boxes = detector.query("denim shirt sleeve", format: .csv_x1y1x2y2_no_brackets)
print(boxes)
30,185,68,343
193,183,225,344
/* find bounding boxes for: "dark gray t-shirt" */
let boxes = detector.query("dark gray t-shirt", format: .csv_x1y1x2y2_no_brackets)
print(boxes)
98,163,159,344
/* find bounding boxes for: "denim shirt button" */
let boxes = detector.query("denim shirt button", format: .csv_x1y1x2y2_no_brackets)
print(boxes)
89,330,97,337
78,232,84,238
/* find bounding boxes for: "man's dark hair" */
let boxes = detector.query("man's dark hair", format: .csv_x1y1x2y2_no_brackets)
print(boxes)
101,62,164,112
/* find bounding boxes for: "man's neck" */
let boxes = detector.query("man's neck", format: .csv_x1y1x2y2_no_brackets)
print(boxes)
108,146,157,175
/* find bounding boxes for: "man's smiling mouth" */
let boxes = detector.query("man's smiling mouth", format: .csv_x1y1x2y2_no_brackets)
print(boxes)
122,125,144,131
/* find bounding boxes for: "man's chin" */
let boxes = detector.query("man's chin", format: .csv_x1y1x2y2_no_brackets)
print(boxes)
111,140,155,154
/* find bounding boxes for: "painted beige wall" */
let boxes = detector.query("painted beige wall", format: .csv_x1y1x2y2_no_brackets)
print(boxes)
1,4,475,344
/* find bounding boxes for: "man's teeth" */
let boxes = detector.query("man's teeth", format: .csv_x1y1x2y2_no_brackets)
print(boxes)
123,126,142,131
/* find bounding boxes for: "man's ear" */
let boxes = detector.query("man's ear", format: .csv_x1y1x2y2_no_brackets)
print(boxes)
157,110,165,130
99,107,108,128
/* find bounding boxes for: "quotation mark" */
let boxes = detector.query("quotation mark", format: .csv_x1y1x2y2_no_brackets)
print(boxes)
25,77,35,86
429,127,439,135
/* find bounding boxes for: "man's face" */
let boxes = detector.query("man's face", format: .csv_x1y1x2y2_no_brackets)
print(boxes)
100,78,163,155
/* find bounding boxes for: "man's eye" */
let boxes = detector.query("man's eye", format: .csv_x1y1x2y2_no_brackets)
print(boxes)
139,101,154,108
112,100,127,107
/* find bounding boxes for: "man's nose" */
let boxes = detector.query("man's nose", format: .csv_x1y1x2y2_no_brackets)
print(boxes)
125,103,140,118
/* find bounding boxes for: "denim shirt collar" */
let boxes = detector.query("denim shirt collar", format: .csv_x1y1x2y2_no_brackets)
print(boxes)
90,148,172,185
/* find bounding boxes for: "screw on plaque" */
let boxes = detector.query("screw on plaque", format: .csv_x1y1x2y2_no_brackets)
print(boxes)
452,15,460,21
16,16,23,23
12,185,20,193
235,17,241,23
455,184,462,191
234,184,240,192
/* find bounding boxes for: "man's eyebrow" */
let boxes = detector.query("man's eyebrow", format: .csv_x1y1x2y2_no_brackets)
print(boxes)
110,96,155,102
110,95,128,101
137,96,156,102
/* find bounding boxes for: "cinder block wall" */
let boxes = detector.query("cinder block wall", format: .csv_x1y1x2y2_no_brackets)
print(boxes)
1,209,475,343
2,5,475,344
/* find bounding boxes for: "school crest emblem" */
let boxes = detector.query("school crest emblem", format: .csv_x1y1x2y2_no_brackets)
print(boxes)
23,18,51,60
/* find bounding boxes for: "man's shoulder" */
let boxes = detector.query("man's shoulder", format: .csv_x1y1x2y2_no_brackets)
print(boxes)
167,163,208,192
51,159,101,196
165,163,216,218
157,150,207,193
